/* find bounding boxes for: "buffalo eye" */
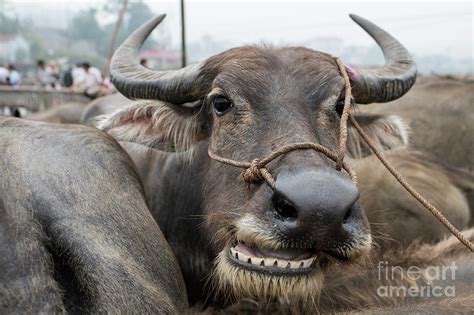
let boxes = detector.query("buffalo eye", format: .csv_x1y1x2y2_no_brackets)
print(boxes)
212,95,233,116
335,97,345,116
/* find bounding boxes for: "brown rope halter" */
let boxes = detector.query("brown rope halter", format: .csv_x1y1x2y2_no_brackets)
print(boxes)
208,58,474,252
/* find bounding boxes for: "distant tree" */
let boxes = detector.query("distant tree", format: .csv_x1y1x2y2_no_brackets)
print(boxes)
101,22,129,56
127,1,154,33
127,1,158,49
68,9,104,49
0,12,21,35
25,35,48,61
63,0,164,69
103,0,124,14
103,0,158,49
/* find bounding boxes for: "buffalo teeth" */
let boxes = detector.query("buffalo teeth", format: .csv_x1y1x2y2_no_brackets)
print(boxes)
277,259,286,268
237,252,250,263
230,247,317,269
302,258,311,268
290,261,300,269
264,258,274,267
301,256,317,268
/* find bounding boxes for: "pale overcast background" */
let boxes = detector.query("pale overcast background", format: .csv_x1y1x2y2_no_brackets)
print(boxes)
4,0,473,73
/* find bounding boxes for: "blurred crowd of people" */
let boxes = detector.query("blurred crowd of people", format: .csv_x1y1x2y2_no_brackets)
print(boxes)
0,58,142,97
0,64,21,86
36,60,111,97
1,58,151,97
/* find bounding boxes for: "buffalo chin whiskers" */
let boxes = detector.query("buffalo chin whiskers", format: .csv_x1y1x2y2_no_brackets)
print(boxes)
211,249,324,307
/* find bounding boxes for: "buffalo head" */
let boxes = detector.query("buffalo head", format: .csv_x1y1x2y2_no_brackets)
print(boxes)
98,14,415,305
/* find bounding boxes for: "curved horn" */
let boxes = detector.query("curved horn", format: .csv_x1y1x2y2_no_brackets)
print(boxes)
348,14,417,104
110,14,205,105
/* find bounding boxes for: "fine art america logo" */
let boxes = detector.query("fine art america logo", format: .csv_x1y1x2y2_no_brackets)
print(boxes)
377,261,457,298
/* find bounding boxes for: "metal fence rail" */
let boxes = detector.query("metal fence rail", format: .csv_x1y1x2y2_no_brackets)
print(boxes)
0,86,92,112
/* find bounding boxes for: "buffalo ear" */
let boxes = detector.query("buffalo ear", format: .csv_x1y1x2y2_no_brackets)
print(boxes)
95,100,209,152
347,113,409,158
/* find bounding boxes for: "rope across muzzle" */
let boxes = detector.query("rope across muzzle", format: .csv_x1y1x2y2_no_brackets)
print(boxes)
208,142,357,190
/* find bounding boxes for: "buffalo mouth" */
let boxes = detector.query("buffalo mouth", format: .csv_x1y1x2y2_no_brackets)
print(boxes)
227,241,320,275
212,214,370,303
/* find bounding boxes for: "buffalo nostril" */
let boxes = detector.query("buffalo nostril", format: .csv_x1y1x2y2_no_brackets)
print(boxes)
343,205,356,224
272,192,298,220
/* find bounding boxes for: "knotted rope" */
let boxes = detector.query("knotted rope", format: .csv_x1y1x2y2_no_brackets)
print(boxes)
208,142,358,190
208,58,473,252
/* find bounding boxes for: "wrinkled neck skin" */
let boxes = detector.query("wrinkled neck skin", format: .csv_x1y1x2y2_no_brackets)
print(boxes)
120,141,213,306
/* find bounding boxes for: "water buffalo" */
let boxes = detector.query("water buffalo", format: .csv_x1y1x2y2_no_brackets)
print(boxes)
361,75,474,172
351,150,473,248
14,94,128,126
359,76,474,217
0,117,188,313
26,102,87,124
80,93,131,124
97,13,419,307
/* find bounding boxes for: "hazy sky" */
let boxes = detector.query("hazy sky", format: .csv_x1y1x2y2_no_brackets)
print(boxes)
9,0,473,61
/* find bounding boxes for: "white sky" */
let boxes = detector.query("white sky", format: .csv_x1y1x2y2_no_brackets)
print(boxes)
7,0,474,60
